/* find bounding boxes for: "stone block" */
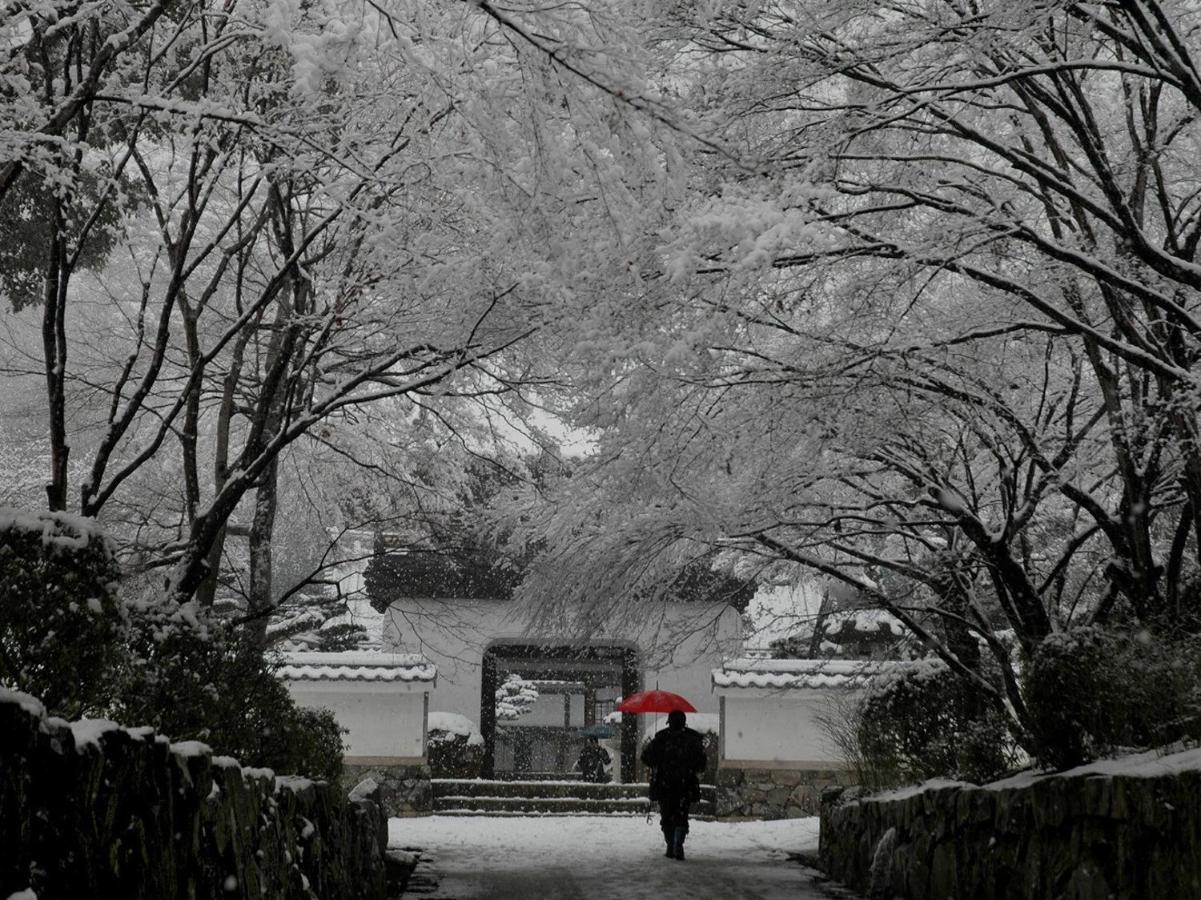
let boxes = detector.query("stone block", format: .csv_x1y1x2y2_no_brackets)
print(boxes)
343,761,432,817
717,765,836,821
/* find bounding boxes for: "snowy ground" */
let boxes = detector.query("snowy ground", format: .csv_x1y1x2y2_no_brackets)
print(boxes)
388,815,838,899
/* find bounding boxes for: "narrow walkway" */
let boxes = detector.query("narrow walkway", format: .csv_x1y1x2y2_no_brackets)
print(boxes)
389,815,838,899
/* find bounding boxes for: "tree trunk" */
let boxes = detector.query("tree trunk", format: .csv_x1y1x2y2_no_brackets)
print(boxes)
246,456,280,647
194,327,251,607
807,586,834,657
42,212,69,511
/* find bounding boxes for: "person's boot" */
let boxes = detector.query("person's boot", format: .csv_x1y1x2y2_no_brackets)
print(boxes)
673,827,686,861
663,831,676,858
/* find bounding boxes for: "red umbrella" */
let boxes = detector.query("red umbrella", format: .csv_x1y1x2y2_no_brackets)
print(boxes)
617,690,696,714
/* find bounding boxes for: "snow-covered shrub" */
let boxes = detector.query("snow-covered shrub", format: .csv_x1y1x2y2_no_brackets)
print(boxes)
495,673,539,721
0,508,125,718
427,712,484,778
1024,626,1201,770
0,507,345,779
831,661,1018,788
113,612,346,780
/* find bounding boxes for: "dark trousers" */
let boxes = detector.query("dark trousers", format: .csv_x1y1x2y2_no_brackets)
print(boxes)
658,794,691,838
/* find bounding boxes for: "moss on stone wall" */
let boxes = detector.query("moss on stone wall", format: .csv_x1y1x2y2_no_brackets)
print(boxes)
0,688,387,900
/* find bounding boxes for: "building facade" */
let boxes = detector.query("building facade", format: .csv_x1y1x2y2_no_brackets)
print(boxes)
379,597,742,782
280,651,437,816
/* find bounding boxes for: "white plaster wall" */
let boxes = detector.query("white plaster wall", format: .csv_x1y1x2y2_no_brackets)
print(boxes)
519,693,571,727
382,598,742,737
720,690,846,765
286,681,426,759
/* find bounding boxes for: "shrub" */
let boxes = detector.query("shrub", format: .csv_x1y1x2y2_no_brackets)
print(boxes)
427,714,484,778
0,507,345,780
1024,626,1201,770
700,731,718,783
0,509,125,718
823,661,1019,788
113,607,346,780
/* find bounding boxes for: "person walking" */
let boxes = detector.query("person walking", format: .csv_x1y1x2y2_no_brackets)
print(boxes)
575,736,611,783
640,709,706,860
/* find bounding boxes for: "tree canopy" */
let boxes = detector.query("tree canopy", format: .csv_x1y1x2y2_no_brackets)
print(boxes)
503,0,1201,753
8,0,1201,762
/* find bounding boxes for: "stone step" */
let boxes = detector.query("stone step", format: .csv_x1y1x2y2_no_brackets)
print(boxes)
437,807,662,812
434,796,651,815
433,779,647,800
435,809,718,820
430,778,717,817
432,779,716,802
432,795,716,816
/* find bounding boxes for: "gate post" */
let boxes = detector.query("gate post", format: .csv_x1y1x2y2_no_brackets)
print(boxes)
479,649,497,779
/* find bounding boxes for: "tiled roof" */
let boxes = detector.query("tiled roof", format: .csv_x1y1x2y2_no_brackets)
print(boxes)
712,657,943,690
278,651,436,684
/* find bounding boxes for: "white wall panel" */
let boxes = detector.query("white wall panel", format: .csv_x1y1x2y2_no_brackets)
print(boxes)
286,682,426,760
720,690,844,765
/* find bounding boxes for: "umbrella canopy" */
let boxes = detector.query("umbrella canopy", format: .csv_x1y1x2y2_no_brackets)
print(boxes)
577,724,615,738
616,690,696,714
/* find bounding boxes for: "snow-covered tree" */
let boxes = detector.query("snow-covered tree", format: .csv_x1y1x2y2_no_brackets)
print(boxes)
0,0,682,636
494,673,539,722
502,0,1201,751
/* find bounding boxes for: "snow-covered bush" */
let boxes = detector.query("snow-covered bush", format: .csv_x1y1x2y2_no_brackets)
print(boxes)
113,612,347,780
827,661,1018,788
427,712,484,778
494,673,539,721
1024,626,1201,770
0,507,345,779
0,508,125,718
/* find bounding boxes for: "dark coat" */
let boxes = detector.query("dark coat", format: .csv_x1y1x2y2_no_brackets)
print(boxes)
641,725,706,802
576,742,611,783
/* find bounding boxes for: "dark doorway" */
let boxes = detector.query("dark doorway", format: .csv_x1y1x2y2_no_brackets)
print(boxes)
480,642,640,782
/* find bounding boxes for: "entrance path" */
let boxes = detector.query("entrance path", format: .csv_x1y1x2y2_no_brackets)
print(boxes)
389,815,843,899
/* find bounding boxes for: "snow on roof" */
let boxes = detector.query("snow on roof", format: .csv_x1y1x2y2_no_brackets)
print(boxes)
712,657,936,690
277,650,436,684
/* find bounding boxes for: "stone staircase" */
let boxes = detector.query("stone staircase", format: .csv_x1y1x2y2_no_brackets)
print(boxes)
431,779,716,817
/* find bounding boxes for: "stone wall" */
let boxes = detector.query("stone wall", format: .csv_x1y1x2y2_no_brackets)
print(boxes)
716,764,852,819
344,761,432,817
819,765,1201,899
0,688,388,900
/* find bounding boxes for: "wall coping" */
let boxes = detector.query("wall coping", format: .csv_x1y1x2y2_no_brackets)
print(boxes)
713,657,944,691
286,679,431,695
714,685,855,700
279,651,436,686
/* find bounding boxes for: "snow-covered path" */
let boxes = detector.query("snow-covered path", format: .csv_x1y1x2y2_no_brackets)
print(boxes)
388,815,836,899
